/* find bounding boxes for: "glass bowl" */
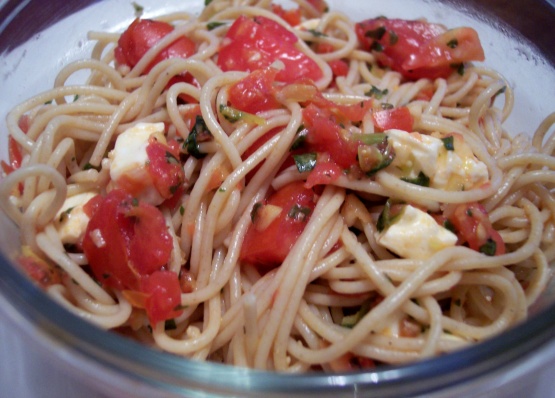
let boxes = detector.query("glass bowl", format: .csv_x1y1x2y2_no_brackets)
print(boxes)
1,0,554,397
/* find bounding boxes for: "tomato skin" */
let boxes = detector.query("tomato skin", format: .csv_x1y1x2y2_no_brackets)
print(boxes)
447,202,505,256
217,15,323,83
239,181,318,270
372,107,414,132
115,19,196,73
145,137,185,200
356,18,484,80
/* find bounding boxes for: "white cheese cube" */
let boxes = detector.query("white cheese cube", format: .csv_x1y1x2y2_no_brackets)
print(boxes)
385,129,489,191
387,129,442,180
54,191,98,245
376,205,458,260
109,122,167,205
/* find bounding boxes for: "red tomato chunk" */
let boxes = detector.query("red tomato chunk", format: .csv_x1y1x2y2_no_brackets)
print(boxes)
446,202,505,256
115,18,196,72
356,18,484,80
240,181,318,270
82,189,182,324
217,15,323,83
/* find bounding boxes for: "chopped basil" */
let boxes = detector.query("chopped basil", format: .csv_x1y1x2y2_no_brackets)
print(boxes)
443,219,456,234
59,207,75,222
352,133,387,146
389,30,399,45
365,26,386,40
164,319,177,330
341,301,370,328
370,41,384,52
441,136,455,151
131,197,139,207
290,127,307,150
132,2,144,14
365,85,389,99
293,152,317,173
184,115,212,159
381,102,394,110
308,29,327,37
453,298,462,307
204,0,213,5
447,38,458,49
401,171,430,187
451,63,465,76
169,184,180,194
44,100,53,105
83,162,100,171
179,205,185,215
73,95,79,102
494,86,507,99
356,135,395,175
479,238,497,256
174,304,188,311
251,202,263,223
207,21,226,30
288,204,311,221
219,187,227,192
165,151,180,165
376,200,404,232
219,104,265,125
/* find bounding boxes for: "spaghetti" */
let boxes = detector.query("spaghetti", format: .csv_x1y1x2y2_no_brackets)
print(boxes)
1,0,554,372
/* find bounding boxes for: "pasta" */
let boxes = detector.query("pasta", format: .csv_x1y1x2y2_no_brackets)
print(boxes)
1,0,555,372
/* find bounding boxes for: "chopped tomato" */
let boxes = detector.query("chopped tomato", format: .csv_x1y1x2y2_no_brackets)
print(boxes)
372,107,414,132
240,181,318,270
17,247,62,289
1,115,28,176
145,137,185,200
303,104,359,169
228,68,282,114
82,189,181,324
306,0,329,15
328,59,350,78
304,156,342,188
115,19,196,72
328,352,376,372
141,270,183,325
356,18,484,80
217,15,323,83
446,202,505,256
271,3,302,26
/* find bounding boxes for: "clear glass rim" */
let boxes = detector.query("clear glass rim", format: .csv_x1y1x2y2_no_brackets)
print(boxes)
1,249,555,397
1,0,555,396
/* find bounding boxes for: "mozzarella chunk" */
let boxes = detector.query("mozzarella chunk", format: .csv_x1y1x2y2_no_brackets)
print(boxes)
376,205,458,259
109,122,166,205
387,129,442,180
54,192,98,245
385,129,488,190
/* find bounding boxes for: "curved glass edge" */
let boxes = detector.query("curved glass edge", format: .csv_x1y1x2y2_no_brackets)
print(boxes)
0,0,555,396
1,242,555,397
443,0,555,65
0,0,101,51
